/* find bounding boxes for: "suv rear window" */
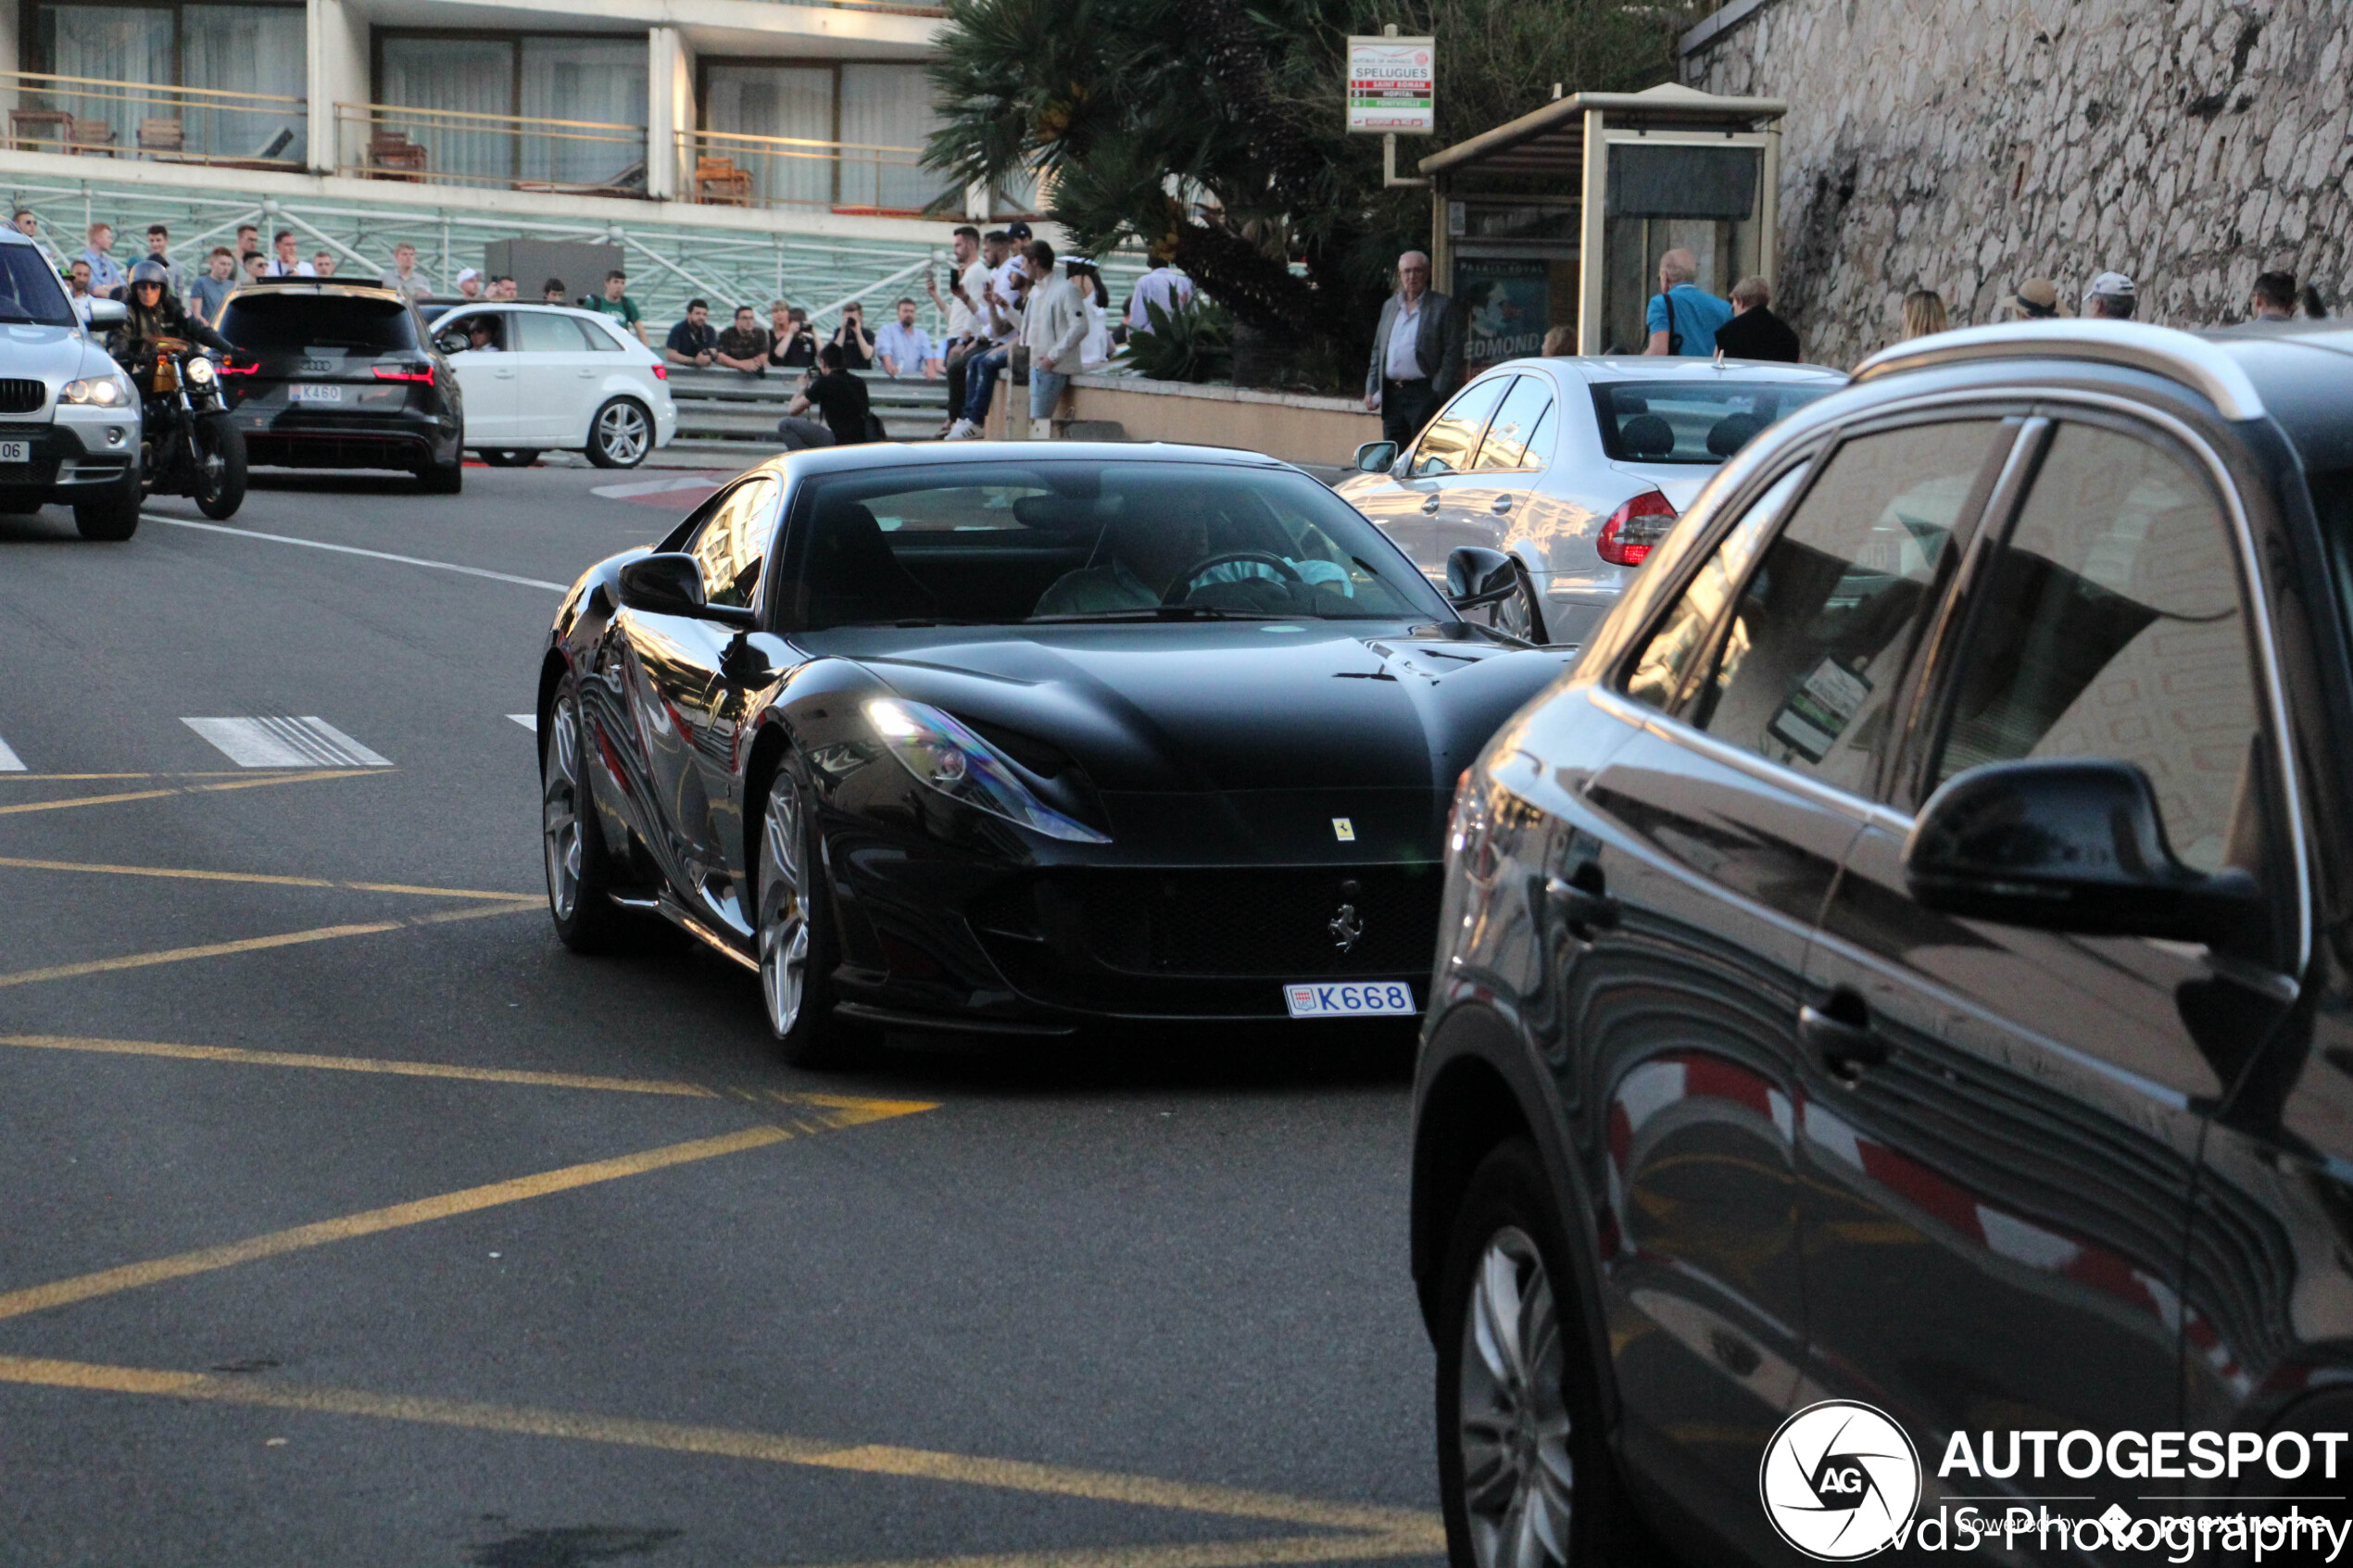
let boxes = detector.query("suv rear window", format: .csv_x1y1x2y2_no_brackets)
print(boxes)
1591,381,1835,465
218,294,420,356
0,244,74,327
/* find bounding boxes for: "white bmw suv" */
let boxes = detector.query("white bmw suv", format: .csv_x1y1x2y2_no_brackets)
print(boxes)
0,229,144,538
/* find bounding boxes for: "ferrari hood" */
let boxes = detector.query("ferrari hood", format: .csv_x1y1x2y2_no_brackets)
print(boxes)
790,621,1572,796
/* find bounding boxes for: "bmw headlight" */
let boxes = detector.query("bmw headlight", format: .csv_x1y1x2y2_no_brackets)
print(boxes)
866,698,1108,844
183,355,216,386
59,376,126,407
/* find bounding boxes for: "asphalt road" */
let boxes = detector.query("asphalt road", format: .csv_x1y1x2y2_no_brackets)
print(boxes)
0,465,1441,1568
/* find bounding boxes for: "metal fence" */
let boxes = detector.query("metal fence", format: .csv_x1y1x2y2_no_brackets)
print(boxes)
0,70,306,169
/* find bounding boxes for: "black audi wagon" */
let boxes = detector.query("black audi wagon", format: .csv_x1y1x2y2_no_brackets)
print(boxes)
1411,320,2353,1565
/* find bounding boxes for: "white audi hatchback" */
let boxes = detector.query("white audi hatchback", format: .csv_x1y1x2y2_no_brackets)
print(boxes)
428,303,676,469
1336,356,1847,645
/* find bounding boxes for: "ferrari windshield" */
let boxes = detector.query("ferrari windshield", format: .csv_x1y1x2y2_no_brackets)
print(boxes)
781,459,1453,629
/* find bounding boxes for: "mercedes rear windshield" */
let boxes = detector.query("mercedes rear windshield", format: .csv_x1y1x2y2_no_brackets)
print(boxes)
217,294,421,357
1591,381,1836,464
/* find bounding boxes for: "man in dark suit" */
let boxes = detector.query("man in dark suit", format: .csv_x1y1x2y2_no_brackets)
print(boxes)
1364,251,1466,449
1713,275,1803,363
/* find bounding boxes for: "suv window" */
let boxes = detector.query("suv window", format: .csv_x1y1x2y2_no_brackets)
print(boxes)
0,244,73,327
218,294,420,355
1410,378,1510,477
1625,463,1806,711
687,477,778,609
1645,421,2006,796
1931,422,2259,873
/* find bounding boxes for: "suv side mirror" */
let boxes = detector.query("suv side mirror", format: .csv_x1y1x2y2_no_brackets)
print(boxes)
616,552,758,629
86,297,127,329
1905,759,2262,945
1353,439,1398,473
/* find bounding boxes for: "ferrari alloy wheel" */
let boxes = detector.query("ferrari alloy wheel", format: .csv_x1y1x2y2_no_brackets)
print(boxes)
758,772,849,1067
542,684,623,951
1456,1226,1573,1568
587,398,651,468
1438,1141,1630,1568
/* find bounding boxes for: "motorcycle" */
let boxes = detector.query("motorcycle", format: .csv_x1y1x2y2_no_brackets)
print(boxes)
130,337,246,521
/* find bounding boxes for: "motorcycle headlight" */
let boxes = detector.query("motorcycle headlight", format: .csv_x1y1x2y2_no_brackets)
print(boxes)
865,698,1108,844
59,377,124,407
183,356,216,385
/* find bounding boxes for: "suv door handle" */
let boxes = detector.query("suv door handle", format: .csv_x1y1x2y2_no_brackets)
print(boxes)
1490,495,1515,513
1420,495,1442,515
1545,865,1619,940
1799,995,1888,1082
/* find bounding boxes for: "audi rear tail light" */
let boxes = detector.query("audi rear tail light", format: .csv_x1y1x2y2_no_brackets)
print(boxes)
651,364,668,380
373,363,434,385
1596,490,1677,566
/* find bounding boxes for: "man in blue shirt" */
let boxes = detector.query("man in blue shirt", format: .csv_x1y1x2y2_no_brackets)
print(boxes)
665,298,718,369
1643,248,1734,357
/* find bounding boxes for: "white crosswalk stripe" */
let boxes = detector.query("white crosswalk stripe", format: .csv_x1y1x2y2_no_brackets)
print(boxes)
0,735,21,771
182,717,393,769
507,713,537,733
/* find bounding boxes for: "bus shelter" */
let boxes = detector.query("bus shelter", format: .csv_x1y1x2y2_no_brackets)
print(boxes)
1417,82,1786,364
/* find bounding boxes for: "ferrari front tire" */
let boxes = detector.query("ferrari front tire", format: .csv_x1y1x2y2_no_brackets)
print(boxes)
758,772,853,1068
542,681,626,952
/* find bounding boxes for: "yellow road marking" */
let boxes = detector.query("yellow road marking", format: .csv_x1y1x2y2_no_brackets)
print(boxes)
779,1533,1441,1568
0,1124,801,1323
0,855,533,901
0,1352,1441,1543
0,1035,724,1098
0,900,537,988
0,770,376,817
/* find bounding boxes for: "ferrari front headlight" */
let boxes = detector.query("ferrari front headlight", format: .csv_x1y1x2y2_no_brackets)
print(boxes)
866,697,1108,844
59,376,126,407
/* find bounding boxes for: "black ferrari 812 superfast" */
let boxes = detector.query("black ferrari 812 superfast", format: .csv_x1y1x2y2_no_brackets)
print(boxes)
536,441,1574,1063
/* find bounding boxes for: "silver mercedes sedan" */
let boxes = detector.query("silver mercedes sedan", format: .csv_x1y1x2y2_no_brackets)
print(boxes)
1336,355,1847,645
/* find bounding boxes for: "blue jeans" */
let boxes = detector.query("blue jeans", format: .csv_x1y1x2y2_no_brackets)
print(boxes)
962,346,1008,423
1029,369,1068,422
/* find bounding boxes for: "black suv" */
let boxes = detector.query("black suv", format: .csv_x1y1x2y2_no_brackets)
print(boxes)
1413,321,2353,1565
215,280,463,493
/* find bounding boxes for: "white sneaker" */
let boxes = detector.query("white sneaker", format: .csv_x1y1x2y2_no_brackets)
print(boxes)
944,419,979,441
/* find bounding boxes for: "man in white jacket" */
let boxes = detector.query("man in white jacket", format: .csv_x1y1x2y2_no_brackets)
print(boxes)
1018,240,1088,437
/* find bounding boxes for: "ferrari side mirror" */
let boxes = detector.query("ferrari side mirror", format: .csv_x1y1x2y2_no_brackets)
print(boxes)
617,552,757,629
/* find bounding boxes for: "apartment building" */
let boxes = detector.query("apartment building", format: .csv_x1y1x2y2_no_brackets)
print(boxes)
0,0,1030,315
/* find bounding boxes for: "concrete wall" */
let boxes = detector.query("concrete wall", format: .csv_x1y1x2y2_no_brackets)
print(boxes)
1681,0,2353,366
1046,376,1384,470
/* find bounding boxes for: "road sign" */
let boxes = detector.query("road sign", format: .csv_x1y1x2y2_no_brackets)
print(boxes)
1346,36,1435,134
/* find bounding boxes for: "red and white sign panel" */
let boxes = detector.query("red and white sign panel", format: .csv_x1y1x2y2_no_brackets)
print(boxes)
1346,37,1435,134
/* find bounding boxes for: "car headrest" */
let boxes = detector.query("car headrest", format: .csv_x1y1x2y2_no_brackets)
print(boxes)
1012,494,1108,533
1706,412,1767,457
1619,414,1677,458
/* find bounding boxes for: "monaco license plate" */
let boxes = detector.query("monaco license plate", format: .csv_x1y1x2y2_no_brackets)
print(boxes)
291,383,345,404
1284,980,1416,1019
0,440,28,463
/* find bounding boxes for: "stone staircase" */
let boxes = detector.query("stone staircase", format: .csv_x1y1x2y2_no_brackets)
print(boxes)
661,367,953,461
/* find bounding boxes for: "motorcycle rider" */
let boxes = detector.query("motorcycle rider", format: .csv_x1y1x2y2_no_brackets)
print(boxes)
109,257,233,364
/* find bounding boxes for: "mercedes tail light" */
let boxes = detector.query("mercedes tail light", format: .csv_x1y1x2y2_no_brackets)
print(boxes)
1596,490,1677,567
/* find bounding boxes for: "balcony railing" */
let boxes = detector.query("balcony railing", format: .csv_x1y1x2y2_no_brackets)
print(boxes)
680,128,950,215
0,70,307,168
337,103,648,197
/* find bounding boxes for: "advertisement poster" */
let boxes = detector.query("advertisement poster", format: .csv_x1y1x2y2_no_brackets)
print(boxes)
1455,258,1551,369
1345,38,1435,133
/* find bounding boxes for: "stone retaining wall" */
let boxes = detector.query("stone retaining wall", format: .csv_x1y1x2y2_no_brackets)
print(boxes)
1681,0,2352,367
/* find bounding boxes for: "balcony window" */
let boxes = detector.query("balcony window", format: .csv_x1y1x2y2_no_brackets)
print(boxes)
32,2,305,163
698,58,951,214
374,33,645,190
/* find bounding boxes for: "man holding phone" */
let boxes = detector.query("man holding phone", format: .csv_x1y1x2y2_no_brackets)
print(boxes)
928,225,998,435
831,300,876,370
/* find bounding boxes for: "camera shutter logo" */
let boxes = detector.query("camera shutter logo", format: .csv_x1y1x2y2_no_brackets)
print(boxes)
1758,1400,1922,1560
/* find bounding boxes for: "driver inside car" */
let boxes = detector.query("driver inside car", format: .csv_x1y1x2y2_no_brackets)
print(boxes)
109,257,231,364
1032,508,1210,615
